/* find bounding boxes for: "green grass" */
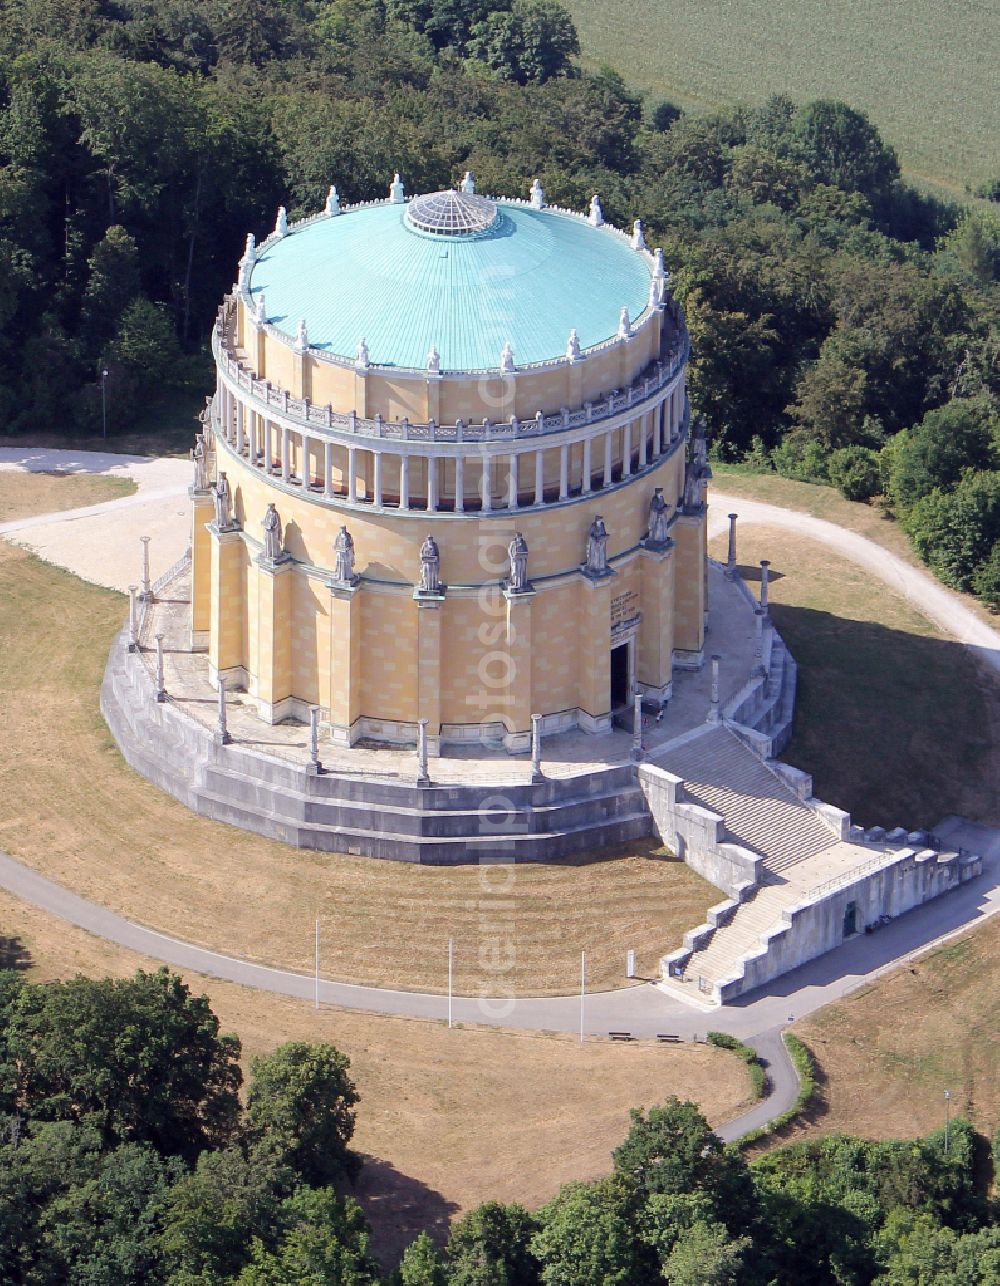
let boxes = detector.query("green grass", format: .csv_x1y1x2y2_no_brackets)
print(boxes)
566,0,999,192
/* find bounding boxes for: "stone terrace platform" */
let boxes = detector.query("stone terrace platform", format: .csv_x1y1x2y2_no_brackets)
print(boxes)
102,560,777,862
137,560,760,786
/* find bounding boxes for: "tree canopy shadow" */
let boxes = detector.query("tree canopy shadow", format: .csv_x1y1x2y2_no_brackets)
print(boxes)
353,1154,459,1270
0,935,32,970
770,602,1000,830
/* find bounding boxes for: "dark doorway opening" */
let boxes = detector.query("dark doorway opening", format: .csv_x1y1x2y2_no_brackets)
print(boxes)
843,901,858,937
610,642,630,709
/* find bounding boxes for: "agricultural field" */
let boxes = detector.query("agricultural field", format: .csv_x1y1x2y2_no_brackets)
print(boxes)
567,0,999,192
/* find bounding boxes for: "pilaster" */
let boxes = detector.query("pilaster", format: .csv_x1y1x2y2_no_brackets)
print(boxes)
672,508,706,663
248,557,294,723
190,488,215,650
503,589,535,747
208,525,245,684
415,595,445,754
578,575,613,730
638,542,676,699
327,582,362,744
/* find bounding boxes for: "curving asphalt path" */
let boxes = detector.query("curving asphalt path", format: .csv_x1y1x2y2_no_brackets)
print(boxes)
2,458,999,1138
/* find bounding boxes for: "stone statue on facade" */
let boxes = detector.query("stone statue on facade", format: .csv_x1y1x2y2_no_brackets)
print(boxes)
333,525,357,585
214,472,235,531
262,503,284,562
647,487,669,546
507,532,530,592
584,515,610,576
693,420,709,470
191,435,209,491
682,462,702,512
418,534,442,594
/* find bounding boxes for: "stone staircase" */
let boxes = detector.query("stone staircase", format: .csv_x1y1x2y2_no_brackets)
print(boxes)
659,727,837,874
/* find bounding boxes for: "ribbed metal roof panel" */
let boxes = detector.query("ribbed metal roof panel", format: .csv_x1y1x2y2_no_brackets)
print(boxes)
249,200,652,372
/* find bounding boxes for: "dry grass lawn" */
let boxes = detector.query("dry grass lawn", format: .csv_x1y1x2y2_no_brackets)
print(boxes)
713,465,999,630
0,541,718,995
786,914,1000,1148
709,526,1000,828
0,887,751,1265
0,469,136,523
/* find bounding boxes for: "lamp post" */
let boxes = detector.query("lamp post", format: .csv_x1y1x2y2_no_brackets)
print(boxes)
101,369,109,440
944,1089,952,1154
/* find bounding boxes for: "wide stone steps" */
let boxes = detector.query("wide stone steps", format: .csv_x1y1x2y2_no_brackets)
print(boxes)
660,727,838,873
685,883,801,983
193,786,654,863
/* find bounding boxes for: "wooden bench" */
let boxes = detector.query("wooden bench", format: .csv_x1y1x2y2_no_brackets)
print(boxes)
608,1031,634,1042
656,1033,681,1043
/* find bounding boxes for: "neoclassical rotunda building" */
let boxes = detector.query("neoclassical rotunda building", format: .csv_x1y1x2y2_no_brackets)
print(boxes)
192,174,708,752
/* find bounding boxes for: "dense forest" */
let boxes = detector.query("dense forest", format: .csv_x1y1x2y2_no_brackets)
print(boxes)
0,0,997,604
1,965,998,1284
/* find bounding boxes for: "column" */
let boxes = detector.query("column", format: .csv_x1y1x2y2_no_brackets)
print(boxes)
603,432,612,488
582,436,592,494
507,455,518,510
726,513,738,576
639,415,648,468
623,423,632,477
504,591,534,743
656,403,664,455
301,432,312,487
427,457,438,512
534,450,544,505
482,455,493,513
324,440,333,498
760,560,771,618
400,454,410,510
347,446,357,502
236,400,245,455
455,455,465,512
559,444,569,499
281,426,290,481
373,450,383,507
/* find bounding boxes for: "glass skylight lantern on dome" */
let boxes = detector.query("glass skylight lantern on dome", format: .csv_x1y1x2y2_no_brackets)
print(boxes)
196,173,702,752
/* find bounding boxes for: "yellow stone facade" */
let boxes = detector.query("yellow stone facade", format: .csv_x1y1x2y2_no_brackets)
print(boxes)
191,190,708,750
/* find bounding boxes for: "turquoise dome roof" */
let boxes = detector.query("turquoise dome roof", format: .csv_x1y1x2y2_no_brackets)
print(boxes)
248,196,654,373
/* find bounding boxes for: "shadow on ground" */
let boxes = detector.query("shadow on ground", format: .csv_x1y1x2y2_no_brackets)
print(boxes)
354,1155,459,1269
771,603,999,830
0,935,31,970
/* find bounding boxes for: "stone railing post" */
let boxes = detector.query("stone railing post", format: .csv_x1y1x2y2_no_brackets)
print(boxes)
127,585,139,652
140,536,152,602
531,713,543,782
754,608,766,676
726,514,738,577
416,718,430,785
308,705,321,774
632,690,643,761
217,677,231,745
709,654,721,723
759,559,770,619
155,633,166,703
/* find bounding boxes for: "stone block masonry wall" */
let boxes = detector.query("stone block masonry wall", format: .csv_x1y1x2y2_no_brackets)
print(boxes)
718,846,983,1002
638,760,763,896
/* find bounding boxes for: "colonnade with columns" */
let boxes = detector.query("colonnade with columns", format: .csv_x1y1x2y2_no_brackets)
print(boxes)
211,374,688,515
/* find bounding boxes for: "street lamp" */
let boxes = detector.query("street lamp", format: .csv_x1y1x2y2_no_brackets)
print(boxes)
944,1089,952,1154
100,369,109,439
